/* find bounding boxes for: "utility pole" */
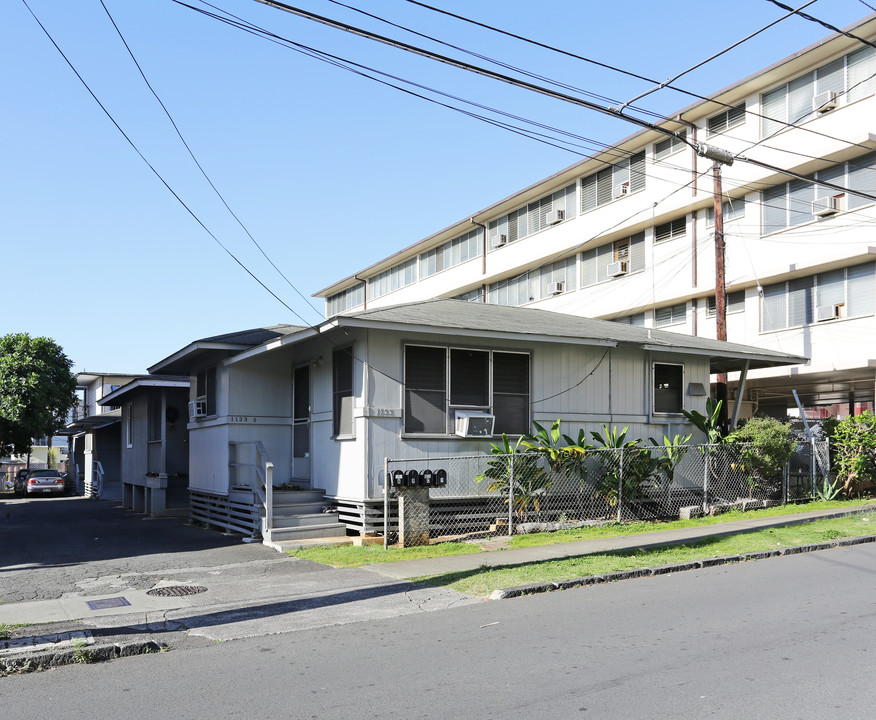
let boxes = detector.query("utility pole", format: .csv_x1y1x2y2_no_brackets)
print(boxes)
696,143,734,429
712,161,728,428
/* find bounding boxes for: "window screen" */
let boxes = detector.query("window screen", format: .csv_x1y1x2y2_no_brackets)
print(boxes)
332,348,354,436
654,364,683,414
404,346,447,433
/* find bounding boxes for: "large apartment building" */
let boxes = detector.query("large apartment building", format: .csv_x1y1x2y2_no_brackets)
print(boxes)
316,15,876,419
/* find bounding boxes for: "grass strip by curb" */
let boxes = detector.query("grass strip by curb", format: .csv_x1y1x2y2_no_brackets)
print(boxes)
489,534,876,600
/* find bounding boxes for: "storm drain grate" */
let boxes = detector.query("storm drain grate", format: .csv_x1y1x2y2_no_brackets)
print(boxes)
146,585,208,597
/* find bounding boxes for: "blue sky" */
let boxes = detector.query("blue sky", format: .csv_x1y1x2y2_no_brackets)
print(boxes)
3,0,872,373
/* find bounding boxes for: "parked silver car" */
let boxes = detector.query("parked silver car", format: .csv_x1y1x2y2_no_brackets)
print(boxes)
15,469,67,496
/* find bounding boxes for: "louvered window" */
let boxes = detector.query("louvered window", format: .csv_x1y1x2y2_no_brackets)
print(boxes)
581,152,646,212
614,312,645,326
706,197,745,226
760,262,875,332
706,291,745,317
760,48,876,137
654,131,687,161
404,345,529,435
419,229,482,279
454,288,483,303
326,284,365,317
487,185,575,251
655,217,686,242
707,102,745,135
581,232,645,286
655,303,687,327
762,154,876,233
368,258,417,300
486,257,575,306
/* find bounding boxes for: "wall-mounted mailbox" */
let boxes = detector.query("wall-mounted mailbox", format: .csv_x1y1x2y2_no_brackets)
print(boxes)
434,469,447,487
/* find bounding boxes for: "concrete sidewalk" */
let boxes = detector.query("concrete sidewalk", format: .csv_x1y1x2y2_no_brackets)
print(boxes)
3,501,875,675
365,503,876,579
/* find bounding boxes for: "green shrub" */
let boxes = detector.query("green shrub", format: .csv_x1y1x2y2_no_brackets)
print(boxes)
727,417,796,490
830,411,876,497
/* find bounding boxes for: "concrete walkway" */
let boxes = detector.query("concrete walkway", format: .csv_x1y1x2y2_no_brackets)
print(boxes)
365,503,876,579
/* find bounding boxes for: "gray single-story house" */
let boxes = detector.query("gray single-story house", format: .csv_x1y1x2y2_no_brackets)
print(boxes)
146,299,806,543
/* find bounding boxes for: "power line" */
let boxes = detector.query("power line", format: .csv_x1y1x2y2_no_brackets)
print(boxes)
97,0,323,321
19,0,312,326
764,0,876,51
405,0,876,154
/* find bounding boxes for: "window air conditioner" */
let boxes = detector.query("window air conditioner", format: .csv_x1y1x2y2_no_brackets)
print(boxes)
607,260,628,278
811,195,841,217
613,183,630,199
546,280,565,295
491,234,507,249
546,209,565,225
812,90,838,114
188,399,207,420
454,411,495,438
816,304,841,322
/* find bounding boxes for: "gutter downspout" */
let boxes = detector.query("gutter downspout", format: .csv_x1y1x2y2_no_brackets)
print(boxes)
354,275,367,310
470,217,488,277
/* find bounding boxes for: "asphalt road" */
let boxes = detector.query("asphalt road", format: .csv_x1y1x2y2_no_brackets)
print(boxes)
4,541,876,718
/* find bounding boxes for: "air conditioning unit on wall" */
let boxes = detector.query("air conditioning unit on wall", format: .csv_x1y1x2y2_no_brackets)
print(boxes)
491,234,507,248
607,260,628,278
811,195,841,217
546,281,565,295
546,209,565,225
188,399,207,420
816,304,842,322
812,90,838,113
613,183,630,199
455,411,495,438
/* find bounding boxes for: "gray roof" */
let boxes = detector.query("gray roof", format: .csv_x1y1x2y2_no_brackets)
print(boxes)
149,324,307,375
331,299,807,373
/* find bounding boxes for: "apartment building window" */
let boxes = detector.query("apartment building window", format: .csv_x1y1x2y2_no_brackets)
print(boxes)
614,312,645,326
761,46,876,136
420,229,481,278
454,288,483,303
707,102,745,136
581,151,646,212
762,154,876,234
654,217,686,243
404,345,530,435
488,184,576,250
761,262,875,332
486,257,576,307
654,363,684,414
195,366,216,417
326,283,365,317
706,290,745,317
581,232,645,287
655,302,687,328
368,258,417,300
654,131,687,161
332,348,354,437
706,197,746,226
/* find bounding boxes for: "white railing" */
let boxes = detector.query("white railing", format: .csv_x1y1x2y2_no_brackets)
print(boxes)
229,441,274,536
92,460,104,499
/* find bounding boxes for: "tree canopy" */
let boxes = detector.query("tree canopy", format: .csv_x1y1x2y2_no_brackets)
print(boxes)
0,333,77,457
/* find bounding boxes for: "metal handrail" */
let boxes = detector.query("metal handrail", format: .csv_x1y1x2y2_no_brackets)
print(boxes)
229,441,274,537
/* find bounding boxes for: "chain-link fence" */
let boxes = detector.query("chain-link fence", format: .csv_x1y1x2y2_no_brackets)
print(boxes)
383,440,829,544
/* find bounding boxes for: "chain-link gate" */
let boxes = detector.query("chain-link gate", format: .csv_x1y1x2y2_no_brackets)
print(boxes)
383,440,829,545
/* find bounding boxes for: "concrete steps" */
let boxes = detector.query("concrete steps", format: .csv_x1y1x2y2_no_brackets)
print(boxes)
264,488,347,546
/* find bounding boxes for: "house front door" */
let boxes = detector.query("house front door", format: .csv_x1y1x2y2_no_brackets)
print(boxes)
291,364,311,484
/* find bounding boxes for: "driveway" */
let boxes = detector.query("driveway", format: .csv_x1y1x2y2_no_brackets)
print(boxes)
0,495,479,645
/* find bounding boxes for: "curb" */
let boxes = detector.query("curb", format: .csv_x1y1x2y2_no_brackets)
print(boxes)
0,640,165,676
489,534,876,600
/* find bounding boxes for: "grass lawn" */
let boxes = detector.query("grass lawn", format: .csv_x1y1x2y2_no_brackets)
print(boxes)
288,499,874,568
418,513,876,598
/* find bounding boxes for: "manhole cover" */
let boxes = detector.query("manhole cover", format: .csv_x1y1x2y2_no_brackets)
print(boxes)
147,585,207,597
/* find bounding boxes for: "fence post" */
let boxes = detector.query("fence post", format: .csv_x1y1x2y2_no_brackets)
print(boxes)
782,459,789,505
508,452,514,536
810,437,817,498
702,445,710,514
383,457,389,550
616,448,624,523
